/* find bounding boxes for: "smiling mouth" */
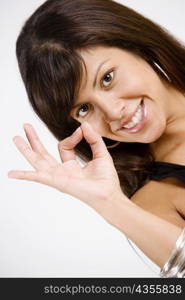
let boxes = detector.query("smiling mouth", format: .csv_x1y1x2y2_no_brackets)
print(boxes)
118,98,147,133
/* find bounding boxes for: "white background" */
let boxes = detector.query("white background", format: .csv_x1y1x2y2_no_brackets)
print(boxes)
1,0,185,277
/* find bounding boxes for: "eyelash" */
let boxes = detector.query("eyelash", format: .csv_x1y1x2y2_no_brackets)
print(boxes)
102,69,115,87
75,69,115,118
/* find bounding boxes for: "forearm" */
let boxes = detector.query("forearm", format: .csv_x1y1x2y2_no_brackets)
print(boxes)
101,193,183,269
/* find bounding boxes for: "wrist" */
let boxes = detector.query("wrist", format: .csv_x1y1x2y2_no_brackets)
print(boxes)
99,189,134,227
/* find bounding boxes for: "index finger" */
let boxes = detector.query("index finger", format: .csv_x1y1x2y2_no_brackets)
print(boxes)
81,122,111,160
58,126,83,162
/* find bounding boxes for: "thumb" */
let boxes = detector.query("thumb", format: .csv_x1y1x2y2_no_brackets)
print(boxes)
81,122,111,160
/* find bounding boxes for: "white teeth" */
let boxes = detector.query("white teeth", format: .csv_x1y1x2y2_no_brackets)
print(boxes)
123,104,142,129
124,122,135,129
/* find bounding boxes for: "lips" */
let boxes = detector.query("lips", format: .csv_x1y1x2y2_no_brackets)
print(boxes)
118,99,143,130
118,98,147,133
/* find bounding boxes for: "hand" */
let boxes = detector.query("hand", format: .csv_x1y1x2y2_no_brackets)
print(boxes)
8,122,124,212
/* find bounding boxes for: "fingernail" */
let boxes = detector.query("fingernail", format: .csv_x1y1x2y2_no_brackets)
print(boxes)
23,123,31,129
72,127,81,136
8,172,14,178
83,121,90,128
13,136,19,142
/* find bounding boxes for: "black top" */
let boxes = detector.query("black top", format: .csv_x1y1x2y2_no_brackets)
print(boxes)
149,161,185,184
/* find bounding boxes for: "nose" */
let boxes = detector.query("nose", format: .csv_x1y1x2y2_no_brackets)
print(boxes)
101,100,125,124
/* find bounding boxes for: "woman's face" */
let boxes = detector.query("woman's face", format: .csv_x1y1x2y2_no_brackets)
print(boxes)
70,46,171,143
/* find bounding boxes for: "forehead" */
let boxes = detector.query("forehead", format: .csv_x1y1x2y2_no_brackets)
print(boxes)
78,45,125,64
78,46,142,75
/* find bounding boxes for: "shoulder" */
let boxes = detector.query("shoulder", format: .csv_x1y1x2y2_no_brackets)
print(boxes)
131,177,185,228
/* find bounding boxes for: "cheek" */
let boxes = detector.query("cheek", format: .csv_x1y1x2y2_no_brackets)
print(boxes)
141,100,167,142
118,61,161,97
116,73,147,97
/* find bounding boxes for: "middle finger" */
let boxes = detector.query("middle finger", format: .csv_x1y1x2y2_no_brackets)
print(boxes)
23,123,58,166
13,135,51,171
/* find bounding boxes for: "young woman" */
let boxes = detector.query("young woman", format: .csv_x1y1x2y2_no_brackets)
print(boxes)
8,0,185,277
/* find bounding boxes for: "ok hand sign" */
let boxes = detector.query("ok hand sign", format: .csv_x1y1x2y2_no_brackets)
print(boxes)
8,122,124,212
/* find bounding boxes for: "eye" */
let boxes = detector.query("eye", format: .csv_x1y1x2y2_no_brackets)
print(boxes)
76,103,90,118
101,70,114,87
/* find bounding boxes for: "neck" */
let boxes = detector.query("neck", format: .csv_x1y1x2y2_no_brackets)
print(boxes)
150,88,185,162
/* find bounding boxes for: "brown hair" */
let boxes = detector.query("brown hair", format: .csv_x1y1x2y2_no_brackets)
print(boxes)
16,0,185,198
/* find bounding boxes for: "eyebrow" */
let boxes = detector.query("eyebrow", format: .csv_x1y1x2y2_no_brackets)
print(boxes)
92,58,110,88
72,58,110,110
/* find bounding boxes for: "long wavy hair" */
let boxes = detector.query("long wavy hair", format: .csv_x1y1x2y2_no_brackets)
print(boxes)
16,0,185,198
